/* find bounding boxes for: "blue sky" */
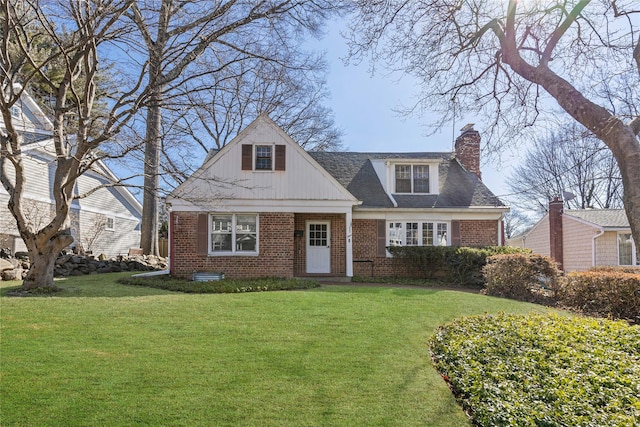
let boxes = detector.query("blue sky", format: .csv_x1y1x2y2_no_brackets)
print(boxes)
318,20,514,202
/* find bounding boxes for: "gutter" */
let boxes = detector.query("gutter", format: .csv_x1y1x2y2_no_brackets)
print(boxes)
592,228,605,268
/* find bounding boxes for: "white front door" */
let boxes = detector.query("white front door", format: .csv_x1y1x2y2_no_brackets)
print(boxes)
306,221,331,273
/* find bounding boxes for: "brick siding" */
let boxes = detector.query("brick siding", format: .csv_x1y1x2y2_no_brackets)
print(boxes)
352,218,499,278
170,211,295,279
459,220,499,246
171,213,499,279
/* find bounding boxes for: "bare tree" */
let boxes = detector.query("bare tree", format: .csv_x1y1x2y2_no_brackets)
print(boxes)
156,55,343,186
0,0,145,290
346,1,640,249
504,208,536,239
124,0,347,255
508,123,623,213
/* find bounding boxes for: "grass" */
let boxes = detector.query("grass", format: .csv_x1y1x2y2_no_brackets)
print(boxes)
1,273,553,426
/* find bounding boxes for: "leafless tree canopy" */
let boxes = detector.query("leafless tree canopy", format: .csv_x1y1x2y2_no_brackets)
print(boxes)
347,0,640,253
508,123,623,213
1,0,147,289
346,0,638,144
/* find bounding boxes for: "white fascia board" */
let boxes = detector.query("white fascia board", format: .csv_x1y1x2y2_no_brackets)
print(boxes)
353,208,507,221
168,198,358,213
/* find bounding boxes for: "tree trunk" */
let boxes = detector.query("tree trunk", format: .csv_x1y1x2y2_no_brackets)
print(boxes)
140,85,163,256
21,233,73,290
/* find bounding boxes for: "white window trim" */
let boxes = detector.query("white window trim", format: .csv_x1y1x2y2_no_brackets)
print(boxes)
105,216,115,231
386,220,450,255
388,161,440,195
617,232,637,266
254,144,274,171
209,213,259,256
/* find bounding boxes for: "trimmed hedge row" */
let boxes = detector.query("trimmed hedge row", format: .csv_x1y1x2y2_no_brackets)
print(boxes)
387,246,528,287
482,254,561,303
482,254,640,323
430,313,640,427
558,270,640,324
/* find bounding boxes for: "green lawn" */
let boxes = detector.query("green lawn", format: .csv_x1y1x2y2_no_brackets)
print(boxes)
1,273,552,426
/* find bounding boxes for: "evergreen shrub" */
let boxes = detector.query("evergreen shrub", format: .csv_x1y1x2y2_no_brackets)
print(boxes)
388,245,526,287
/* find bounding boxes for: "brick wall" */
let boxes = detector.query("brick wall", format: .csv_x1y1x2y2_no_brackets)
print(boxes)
351,219,499,278
459,220,499,246
170,211,295,279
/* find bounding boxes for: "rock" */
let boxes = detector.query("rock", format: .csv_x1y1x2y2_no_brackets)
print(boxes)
0,258,14,271
1,268,22,281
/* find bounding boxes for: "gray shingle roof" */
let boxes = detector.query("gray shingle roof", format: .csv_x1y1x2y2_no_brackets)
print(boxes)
565,209,629,228
309,152,505,209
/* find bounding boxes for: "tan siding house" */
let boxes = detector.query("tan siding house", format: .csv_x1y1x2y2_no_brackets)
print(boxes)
508,199,636,271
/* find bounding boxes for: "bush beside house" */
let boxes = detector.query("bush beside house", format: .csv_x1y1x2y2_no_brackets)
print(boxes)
482,253,640,323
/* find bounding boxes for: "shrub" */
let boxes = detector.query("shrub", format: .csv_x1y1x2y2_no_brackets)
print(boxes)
589,266,640,275
430,313,640,427
388,245,528,287
557,270,640,324
118,276,320,293
482,253,560,303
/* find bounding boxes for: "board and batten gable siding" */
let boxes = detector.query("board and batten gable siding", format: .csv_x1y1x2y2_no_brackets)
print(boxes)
170,116,357,209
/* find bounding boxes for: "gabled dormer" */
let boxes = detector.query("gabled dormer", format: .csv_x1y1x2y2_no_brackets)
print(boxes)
370,157,442,196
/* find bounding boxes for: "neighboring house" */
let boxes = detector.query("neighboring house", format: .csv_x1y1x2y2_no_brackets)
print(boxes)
167,115,508,279
508,198,637,271
0,89,142,257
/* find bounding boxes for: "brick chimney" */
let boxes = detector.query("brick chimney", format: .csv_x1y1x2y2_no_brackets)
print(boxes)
454,123,481,179
549,197,564,269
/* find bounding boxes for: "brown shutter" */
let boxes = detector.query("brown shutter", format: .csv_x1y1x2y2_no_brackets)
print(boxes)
376,220,387,257
275,145,286,170
196,213,209,255
451,220,461,246
241,144,252,170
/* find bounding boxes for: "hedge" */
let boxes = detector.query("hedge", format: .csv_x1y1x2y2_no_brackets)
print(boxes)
556,270,640,324
387,245,528,287
482,253,561,304
430,313,640,427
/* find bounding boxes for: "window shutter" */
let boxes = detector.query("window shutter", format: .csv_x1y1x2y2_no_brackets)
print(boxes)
451,220,461,246
241,144,252,170
196,213,209,255
376,220,387,257
275,145,286,170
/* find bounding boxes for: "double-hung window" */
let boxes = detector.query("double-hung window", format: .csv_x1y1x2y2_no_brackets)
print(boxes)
388,221,448,247
210,214,258,254
255,145,273,170
395,165,430,193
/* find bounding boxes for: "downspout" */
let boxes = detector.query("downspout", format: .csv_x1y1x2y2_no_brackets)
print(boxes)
591,228,605,268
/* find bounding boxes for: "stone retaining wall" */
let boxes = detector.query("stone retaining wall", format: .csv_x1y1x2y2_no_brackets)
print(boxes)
0,252,168,281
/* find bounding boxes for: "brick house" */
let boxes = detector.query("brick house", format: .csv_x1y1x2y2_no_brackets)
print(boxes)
508,198,637,271
166,115,508,279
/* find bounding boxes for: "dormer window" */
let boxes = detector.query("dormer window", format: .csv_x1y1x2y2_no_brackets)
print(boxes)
241,144,286,171
395,164,430,193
